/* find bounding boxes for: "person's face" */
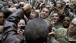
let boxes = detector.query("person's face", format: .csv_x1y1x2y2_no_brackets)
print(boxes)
17,19,25,35
68,18,76,34
63,17,70,28
29,13,37,19
51,13,59,23
18,19,25,28
0,12,4,25
40,8,50,19
8,1,13,7
56,4,61,8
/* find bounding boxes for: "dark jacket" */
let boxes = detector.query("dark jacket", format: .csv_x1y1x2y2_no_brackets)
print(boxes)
2,8,25,43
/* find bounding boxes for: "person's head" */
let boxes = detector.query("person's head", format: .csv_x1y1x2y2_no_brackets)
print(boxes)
0,11,4,25
56,3,62,8
25,18,49,43
63,16,71,28
70,4,76,12
40,7,50,19
17,19,26,35
29,11,39,20
45,4,52,12
68,18,76,34
51,13,59,23
18,19,26,29
61,1,66,7
3,2,9,8
8,1,13,7
72,5,76,12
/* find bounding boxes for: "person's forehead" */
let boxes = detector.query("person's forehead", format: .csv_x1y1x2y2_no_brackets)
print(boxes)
52,13,58,16
42,8,49,11
64,17,70,20
19,20,25,23
72,18,76,24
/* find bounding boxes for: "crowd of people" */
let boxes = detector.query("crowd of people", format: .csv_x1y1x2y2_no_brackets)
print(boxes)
0,0,76,43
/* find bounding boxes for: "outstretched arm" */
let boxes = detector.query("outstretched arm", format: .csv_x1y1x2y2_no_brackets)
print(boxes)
2,4,31,43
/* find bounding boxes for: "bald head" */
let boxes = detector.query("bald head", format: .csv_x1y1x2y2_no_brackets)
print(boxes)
68,18,76,34
72,18,76,24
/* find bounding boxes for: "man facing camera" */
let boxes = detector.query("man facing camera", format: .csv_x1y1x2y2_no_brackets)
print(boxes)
68,18,76,43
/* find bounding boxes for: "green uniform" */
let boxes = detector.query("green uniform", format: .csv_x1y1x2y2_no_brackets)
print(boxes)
55,28,76,43
66,33,76,43
55,28,69,43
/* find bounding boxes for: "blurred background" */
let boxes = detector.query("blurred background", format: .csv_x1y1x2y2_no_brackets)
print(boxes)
0,0,76,4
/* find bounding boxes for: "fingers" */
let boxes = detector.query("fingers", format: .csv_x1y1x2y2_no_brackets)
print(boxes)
17,29,24,36
51,20,55,26
48,31,56,37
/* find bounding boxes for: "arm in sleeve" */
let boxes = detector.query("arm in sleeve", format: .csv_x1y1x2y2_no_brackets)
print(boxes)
2,8,25,43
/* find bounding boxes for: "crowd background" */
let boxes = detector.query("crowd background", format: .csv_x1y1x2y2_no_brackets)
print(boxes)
0,0,76,43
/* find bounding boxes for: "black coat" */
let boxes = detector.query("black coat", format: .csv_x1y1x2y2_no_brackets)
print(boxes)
2,8,25,43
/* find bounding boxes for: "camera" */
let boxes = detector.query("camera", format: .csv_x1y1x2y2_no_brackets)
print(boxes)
20,26,25,30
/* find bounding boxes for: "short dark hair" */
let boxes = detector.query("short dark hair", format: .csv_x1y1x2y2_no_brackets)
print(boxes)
41,7,50,15
25,18,49,43
63,16,71,21
20,18,27,24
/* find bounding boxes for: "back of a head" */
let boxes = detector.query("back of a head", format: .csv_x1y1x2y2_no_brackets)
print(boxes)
25,18,49,43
